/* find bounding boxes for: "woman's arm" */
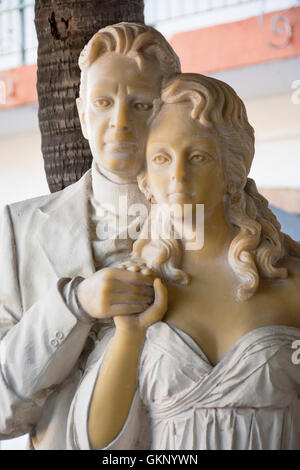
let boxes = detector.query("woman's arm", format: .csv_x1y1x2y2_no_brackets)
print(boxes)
87,278,168,449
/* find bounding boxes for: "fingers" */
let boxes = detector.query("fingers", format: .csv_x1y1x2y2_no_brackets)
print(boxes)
141,278,168,324
106,280,154,297
110,304,150,315
108,280,167,316
110,292,153,305
152,278,168,313
105,267,155,286
119,263,153,276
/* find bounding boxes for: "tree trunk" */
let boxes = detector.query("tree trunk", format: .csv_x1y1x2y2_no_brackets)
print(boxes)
34,0,145,193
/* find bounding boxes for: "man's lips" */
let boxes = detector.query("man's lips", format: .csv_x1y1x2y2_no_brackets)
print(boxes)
104,141,138,151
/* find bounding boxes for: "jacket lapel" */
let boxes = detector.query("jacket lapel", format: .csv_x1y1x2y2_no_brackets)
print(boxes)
37,170,96,279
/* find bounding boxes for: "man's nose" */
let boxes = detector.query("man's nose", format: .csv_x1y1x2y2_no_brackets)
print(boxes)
110,99,130,130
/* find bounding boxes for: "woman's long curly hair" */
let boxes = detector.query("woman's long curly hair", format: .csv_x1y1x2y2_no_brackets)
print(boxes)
131,73,300,301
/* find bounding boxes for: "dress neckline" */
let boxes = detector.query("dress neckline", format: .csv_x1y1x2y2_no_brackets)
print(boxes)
162,321,300,370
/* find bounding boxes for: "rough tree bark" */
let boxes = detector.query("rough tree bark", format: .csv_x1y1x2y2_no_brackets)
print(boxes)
34,0,145,193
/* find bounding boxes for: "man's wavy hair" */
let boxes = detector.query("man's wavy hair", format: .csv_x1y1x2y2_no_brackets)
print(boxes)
78,22,181,101
132,73,300,301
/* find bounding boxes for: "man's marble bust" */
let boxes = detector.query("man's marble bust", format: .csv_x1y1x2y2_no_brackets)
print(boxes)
0,22,180,450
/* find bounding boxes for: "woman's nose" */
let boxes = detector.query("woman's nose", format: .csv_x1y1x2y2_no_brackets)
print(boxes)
171,159,186,181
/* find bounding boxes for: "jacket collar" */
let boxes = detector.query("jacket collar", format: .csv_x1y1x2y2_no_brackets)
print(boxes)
37,170,96,279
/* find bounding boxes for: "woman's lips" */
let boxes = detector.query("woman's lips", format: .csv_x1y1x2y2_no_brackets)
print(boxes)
167,192,194,203
168,191,194,197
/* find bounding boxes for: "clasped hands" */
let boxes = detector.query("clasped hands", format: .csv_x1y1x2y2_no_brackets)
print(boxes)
77,263,168,334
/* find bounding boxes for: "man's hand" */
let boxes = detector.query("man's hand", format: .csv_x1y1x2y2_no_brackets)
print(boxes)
76,267,155,320
114,278,168,333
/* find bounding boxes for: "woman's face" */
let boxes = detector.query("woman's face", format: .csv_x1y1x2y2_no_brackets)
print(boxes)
146,102,227,213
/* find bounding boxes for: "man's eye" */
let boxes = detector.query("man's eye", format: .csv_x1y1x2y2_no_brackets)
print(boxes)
134,102,153,111
93,98,113,108
152,154,169,165
189,154,209,164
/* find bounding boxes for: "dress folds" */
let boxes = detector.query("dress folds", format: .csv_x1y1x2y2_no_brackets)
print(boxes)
67,322,300,450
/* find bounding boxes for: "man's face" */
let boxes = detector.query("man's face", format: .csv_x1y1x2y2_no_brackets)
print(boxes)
77,52,161,183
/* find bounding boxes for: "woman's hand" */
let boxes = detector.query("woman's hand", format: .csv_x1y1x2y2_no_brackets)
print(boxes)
114,278,168,334
87,278,168,449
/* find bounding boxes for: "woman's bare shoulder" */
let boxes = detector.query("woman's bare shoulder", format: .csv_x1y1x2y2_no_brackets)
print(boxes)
285,255,300,281
278,255,300,326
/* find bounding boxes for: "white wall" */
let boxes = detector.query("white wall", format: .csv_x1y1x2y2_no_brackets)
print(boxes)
246,92,300,188
0,129,47,451
209,58,300,190
0,131,48,209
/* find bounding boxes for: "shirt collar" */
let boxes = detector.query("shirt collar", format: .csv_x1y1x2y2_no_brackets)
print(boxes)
91,160,150,216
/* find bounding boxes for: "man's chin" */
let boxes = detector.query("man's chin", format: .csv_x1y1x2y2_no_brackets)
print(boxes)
94,154,143,182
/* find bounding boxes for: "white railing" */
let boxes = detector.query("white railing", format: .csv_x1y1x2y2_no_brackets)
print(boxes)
145,0,299,24
0,0,299,70
145,0,258,24
145,0,300,38
0,0,37,70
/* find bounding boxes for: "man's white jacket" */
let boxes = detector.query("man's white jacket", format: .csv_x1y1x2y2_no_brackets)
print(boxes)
0,170,97,449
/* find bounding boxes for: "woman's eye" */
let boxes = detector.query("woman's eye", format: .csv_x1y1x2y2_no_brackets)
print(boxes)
134,102,153,111
190,154,209,164
152,154,169,165
93,98,113,108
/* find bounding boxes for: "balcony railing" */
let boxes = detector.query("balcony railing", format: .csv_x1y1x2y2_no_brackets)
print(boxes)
145,0,258,24
0,0,299,70
144,0,300,25
0,0,36,69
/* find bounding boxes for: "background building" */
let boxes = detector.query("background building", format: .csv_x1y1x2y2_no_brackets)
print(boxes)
0,0,300,449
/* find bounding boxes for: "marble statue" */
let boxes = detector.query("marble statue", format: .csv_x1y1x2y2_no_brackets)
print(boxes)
67,73,300,450
0,23,180,450
1,21,300,451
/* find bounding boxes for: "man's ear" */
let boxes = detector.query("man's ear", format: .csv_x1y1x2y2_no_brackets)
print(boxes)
76,97,88,139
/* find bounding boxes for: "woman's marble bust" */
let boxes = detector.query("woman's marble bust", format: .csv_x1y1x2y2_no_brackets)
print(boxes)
67,73,300,451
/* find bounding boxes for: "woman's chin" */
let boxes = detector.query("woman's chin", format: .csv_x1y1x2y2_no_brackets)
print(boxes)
167,193,194,205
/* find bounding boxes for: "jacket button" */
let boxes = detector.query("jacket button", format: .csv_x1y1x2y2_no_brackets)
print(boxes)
50,339,59,348
55,331,64,340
